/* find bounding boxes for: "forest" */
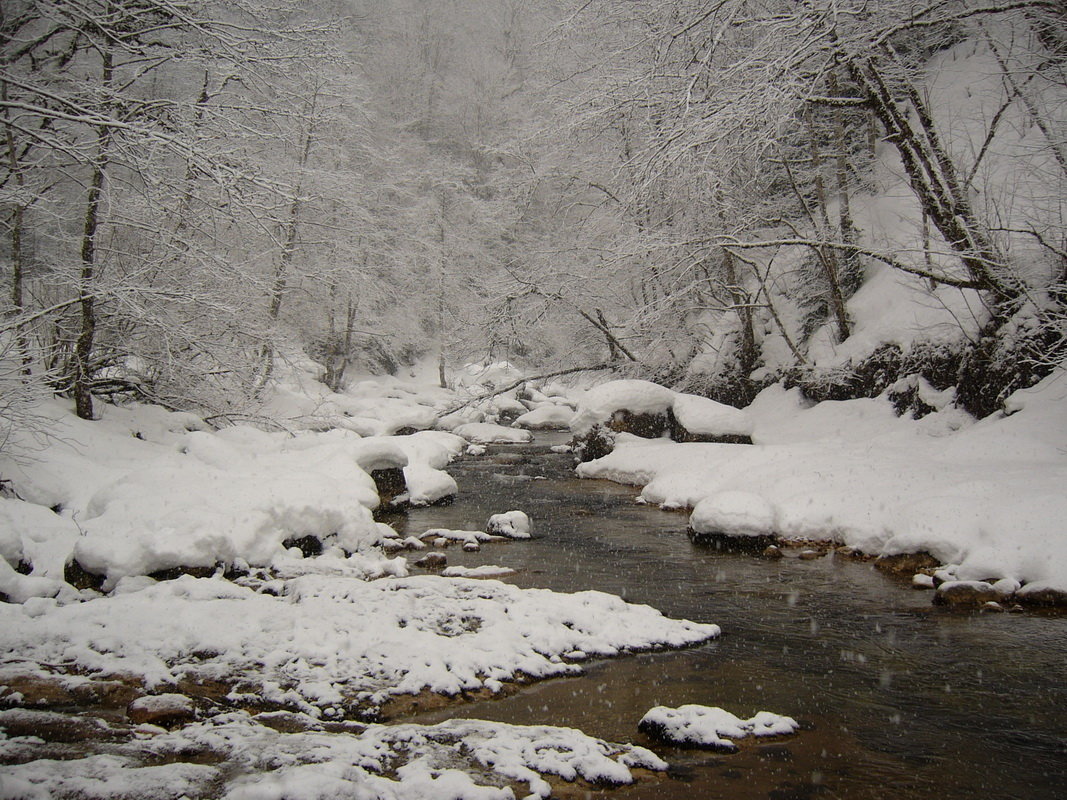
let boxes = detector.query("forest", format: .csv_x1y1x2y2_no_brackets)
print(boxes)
1,2,1066,799
2,0,1063,429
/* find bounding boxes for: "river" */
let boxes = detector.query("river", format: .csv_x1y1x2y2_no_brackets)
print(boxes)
388,433,1067,799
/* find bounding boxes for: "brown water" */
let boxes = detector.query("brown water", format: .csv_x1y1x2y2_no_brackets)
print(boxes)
391,434,1067,799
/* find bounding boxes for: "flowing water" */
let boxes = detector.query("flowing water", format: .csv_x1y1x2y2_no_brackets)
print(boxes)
391,433,1067,799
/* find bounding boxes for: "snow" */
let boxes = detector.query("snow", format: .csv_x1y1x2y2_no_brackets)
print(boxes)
570,380,676,437
512,404,574,430
0,711,666,800
487,510,532,539
671,393,753,438
638,705,799,751
0,573,719,716
690,491,776,538
452,423,533,444
442,565,516,578
402,464,458,506
579,371,1067,587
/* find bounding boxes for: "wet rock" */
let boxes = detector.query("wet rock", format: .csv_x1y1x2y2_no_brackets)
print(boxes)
147,564,217,582
281,535,323,558
571,424,615,463
126,693,197,727
1015,582,1067,607
933,580,1000,607
0,672,78,706
414,552,447,570
980,601,1005,613
762,545,784,559
371,467,408,506
873,552,941,576
798,549,822,561
63,558,105,591
463,542,481,552
0,708,115,743
688,529,777,554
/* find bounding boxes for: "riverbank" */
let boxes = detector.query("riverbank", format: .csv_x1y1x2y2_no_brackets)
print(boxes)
574,372,1067,605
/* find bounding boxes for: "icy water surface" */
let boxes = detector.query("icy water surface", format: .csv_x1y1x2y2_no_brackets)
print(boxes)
394,433,1067,799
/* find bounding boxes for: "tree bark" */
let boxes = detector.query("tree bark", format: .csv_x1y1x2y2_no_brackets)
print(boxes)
73,44,114,420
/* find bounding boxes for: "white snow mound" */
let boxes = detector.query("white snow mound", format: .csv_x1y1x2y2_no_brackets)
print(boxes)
639,704,799,750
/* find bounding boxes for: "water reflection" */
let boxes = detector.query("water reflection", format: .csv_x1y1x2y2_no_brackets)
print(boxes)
399,435,1067,799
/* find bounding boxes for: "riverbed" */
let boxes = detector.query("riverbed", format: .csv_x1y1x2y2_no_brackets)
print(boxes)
389,433,1067,799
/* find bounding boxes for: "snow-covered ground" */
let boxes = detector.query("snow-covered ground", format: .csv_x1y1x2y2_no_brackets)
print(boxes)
578,371,1067,595
0,361,722,797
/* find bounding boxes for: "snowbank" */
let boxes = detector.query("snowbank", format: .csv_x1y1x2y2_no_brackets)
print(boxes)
578,373,1067,586
0,399,469,587
0,711,667,800
0,573,720,715
513,404,575,430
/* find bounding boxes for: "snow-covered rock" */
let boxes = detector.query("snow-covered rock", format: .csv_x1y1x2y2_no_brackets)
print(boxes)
570,380,677,439
487,510,532,539
442,565,515,578
638,704,799,751
689,491,776,538
671,393,753,440
453,422,534,444
513,405,575,430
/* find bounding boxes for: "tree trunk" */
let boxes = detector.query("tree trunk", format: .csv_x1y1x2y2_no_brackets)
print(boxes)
73,46,114,420
2,80,30,375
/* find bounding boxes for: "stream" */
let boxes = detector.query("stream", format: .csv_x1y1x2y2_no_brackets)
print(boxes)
389,433,1067,799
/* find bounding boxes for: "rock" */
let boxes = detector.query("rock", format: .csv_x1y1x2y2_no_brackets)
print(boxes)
911,573,936,590
487,510,532,539
688,529,776,554
63,558,105,591
932,569,958,587
370,467,408,506
1015,582,1067,607
414,552,447,570
281,535,323,558
462,542,481,552
980,601,1004,613
991,578,1021,598
762,545,783,559
798,549,822,561
126,693,196,727
933,580,1000,607
873,552,941,576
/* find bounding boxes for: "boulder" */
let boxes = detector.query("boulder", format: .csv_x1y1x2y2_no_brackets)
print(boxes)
1015,581,1067,607
414,552,447,570
873,552,941,576
126,693,197,727
933,580,1000,607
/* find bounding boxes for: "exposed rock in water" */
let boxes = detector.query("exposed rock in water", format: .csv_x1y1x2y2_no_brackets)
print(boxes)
762,545,784,559
371,467,408,506
688,529,777,554
933,580,1000,607
798,549,823,560
414,552,447,570
873,552,941,576
1015,582,1067,607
